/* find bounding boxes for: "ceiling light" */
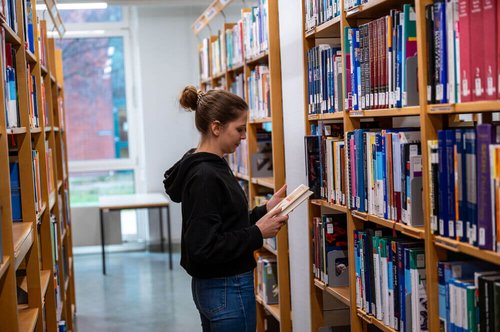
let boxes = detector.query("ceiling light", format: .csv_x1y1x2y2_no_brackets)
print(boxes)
37,2,108,11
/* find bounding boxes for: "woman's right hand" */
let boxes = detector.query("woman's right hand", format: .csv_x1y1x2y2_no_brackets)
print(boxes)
255,208,289,239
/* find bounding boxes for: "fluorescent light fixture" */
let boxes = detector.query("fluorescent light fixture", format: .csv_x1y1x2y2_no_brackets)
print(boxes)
37,2,108,11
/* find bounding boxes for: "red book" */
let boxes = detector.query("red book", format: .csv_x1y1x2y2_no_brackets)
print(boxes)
458,0,472,102
470,0,484,100
483,0,497,99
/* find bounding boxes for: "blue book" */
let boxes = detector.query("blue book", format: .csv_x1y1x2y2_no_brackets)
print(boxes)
9,161,22,221
456,129,468,243
395,20,403,108
445,130,456,239
351,28,360,111
355,129,366,212
438,130,449,237
433,1,448,103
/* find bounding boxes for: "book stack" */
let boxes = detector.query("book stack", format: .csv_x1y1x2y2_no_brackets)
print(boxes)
46,141,55,195
344,4,419,112
307,44,343,115
242,0,269,60
227,139,248,176
225,20,244,69
32,150,42,214
428,124,500,252
425,0,500,104
4,42,19,129
3,0,17,33
304,0,342,31
211,31,226,77
345,129,423,226
437,261,500,332
248,65,270,120
27,68,39,128
23,0,34,54
199,38,210,82
354,230,427,332
229,72,245,99
312,214,348,286
256,253,278,305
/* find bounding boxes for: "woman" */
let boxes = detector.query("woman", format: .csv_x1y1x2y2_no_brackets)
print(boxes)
163,86,288,332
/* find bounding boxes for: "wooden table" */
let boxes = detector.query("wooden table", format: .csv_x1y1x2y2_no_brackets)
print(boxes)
98,193,172,275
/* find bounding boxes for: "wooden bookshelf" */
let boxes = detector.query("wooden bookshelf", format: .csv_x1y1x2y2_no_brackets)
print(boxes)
313,279,351,306
263,243,278,256
196,1,290,330
0,2,74,331
302,0,500,331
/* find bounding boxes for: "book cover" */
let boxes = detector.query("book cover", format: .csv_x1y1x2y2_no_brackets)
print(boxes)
269,184,313,216
470,0,484,100
438,130,449,237
434,1,448,103
428,140,440,234
482,0,497,99
477,124,495,250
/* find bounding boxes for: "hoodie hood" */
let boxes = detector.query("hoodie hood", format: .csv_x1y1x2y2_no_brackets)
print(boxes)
163,149,228,203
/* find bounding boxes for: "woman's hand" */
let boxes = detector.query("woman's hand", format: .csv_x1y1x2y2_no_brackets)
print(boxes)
256,208,289,239
266,184,287,212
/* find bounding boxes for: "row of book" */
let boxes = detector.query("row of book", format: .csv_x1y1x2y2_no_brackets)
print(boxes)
306,45,343,115
425,0,500,104
344,4,419,111
438,260,500,332
4,37,19,128
227,139,248,176
256,253,278,305
229,72,245,100
428,124,500,252
199,0,269,81
305,0,342,31
1,0,18,33
312,214,349,287
344,0,369,12
23,0,34,54
354,230,427,332
248,65,270,120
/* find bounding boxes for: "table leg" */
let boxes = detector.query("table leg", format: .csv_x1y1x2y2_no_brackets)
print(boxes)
159,207,165,253
100,208,106,275
167,205,172,270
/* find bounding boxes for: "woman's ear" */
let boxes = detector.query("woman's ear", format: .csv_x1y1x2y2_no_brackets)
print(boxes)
211,120,222,137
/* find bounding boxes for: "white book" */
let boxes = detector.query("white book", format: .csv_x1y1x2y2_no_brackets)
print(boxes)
374,244,382,320
381,252,390,326
269,184,313,216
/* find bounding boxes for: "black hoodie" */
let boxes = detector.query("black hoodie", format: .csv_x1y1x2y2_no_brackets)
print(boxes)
163,150,266,278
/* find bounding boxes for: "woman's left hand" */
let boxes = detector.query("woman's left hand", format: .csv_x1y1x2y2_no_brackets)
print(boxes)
266,184,287,212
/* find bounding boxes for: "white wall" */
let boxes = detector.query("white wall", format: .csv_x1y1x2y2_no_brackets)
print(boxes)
277,0,311,331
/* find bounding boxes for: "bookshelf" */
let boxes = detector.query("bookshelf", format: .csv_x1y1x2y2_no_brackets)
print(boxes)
0,1,75,331
195,1,291,331
302,0,500,331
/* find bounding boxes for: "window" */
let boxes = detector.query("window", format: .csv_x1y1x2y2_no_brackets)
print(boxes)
57,36,129,161
52,6,142,206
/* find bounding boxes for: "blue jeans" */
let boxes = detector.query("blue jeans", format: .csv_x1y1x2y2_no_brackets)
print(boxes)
191,271,256,332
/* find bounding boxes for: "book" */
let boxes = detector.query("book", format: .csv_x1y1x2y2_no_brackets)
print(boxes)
269,184,313,216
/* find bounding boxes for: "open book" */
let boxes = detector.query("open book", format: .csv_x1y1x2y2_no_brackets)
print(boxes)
269,184,313,216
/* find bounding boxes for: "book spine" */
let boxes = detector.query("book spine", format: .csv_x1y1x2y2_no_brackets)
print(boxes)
438,130,449,237
477,124,494,250
470,0,485,100
446,130,456,239
434,1,448,103
482,0,497,99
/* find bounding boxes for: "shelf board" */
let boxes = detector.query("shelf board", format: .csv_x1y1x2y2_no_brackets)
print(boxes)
54,127,60,132
234,172,250,181
6,127,27,135
427,101,500,114
314,279,351,306
256,294,280,322
49,191,56,210
246,51,269,66
357,309,397,332
26,50,37,65
212,71,225,80
50,74,56,84
249,117,272,124
2,22,21,47
17,307,38,332
308,112,344,121
227,62,244,73
192,0,234,35
41,64,48,76
351,211,425,239
57,180,63,191
12,222,34,269
251,177,275,190
349,106,421,118
0,257,10,280
200,78,211,85
41,270,51,296
30,127,42,134
65,277,69,292
311,199,348,213
345,0,407,19
263,243,278,256
305,15,341,38
45,126,52,133
434,236,500,266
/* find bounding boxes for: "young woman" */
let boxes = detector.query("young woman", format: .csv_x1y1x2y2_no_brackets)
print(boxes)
163,86,288,332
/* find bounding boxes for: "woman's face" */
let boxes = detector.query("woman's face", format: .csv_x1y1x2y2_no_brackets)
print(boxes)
218,110,248,155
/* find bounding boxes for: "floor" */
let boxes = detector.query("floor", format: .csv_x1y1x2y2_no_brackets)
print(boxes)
73,251,201,332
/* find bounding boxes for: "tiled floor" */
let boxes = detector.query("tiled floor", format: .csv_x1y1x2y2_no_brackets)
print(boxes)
73,251,201,332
